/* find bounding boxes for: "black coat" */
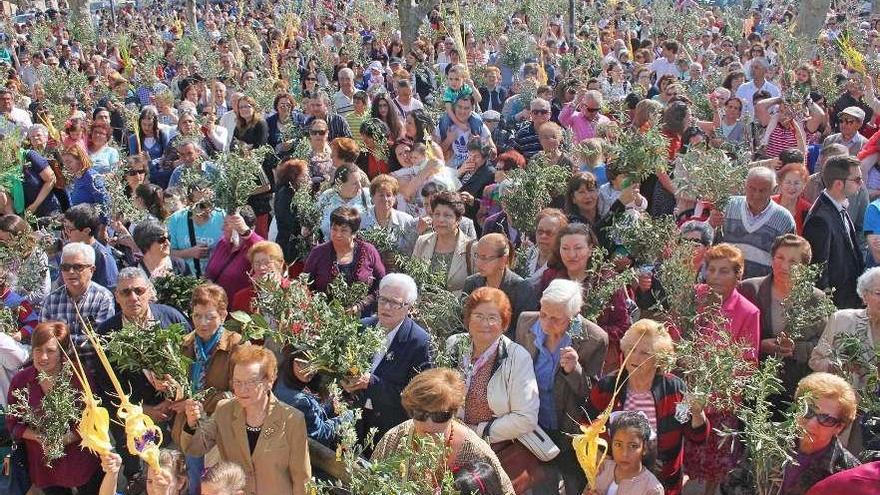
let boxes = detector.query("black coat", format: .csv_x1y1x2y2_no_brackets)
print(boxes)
479,86,508,113
803,193,865,309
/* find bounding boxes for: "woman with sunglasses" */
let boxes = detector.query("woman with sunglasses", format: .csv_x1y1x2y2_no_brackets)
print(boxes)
722,372,860,494
371,367,515,495
133,219,191,279
810,266,880,450
445,287,540,493
305,118,334,183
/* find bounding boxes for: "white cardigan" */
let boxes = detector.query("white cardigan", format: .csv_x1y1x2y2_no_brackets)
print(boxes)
446,334,540,443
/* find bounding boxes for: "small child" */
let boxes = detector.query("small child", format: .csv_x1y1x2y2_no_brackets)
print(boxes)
438,64,484,140
584,411,663,495
99,449,188,495
577,138,608,186
200,462,247,495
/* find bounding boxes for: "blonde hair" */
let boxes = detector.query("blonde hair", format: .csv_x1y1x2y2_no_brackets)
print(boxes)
796,372,858,425
401,368,466,414
201,461,246,492
620,319,674,358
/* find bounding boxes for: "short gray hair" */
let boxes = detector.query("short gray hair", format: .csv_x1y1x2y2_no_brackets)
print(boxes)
28,124,48,137
857,267,880,300
117,267,155,295
338,67,354,80
541,279,583,319
379,273,418,304
751,57,769,70
62,242,96,265
584,90,603,106
747,165,777,188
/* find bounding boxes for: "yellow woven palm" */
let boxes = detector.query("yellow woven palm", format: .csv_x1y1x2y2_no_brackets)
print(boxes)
838,34,867,75
62,345,113,457
76,311,163,471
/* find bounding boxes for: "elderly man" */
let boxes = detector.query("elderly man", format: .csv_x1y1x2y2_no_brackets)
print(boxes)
343,273,433,442
735,57,780,116
831,73,874,132
63,204,118,290
333,68,357,116
804,156,866,309
717,166,796,278
0,87,32,136
559,90,610,143
824,107,868,156
41,242,115,338
95,267,191,484
512,97,553,161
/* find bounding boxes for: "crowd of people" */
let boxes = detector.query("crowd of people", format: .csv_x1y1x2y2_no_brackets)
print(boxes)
1,0,880,494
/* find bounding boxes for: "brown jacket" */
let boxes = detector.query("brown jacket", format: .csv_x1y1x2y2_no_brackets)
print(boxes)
181,394,312,495
172,329,242,444
514,312,608,433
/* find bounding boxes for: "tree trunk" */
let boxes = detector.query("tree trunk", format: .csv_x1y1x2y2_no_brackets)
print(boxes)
874,0,880,16
397,0,440,54
185,0,197,32
794,0,832,41
67,0,89,19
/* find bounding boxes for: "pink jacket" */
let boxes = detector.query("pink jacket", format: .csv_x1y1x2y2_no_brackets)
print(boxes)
719,287,761,362
205,230,263,304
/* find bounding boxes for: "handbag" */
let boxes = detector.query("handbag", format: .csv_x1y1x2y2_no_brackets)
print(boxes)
0,441,31,495
516,427,560,462
490,439,546,493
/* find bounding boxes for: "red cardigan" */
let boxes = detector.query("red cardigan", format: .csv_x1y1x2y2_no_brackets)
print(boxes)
583,371,710,495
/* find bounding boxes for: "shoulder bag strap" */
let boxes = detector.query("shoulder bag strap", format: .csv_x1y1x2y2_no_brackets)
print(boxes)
187,211,202,278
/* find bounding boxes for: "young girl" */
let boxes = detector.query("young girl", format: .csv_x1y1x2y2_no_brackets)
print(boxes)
584,411,663,495
200,462,246,495
99,449,188,495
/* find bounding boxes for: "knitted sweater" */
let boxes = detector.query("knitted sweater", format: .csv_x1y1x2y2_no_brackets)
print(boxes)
721,196,795,278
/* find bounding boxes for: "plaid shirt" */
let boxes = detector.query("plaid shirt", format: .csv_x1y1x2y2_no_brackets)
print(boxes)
584,371,709,495
40,283,115,338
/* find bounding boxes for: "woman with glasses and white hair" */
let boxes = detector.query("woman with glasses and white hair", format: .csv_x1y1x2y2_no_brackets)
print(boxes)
515,279,608,495
810,266,880,451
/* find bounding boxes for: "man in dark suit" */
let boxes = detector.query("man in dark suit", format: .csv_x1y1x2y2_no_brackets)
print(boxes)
803,155,866,308
344,273,433,442
479,67,508,113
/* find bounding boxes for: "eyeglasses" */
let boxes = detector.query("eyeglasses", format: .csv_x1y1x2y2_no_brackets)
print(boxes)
60,263,92,273
118,286,148,297
531,109,549,114
126,169,147,177
232,377,265,390
846,176,864,184
410,409,455,423
804,408,843,427
310,129,328,136
470,313,502,326
378,296,409,310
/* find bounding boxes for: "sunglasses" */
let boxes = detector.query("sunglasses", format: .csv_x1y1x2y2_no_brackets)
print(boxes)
310,129,328,136
531,109,549,114
804,408,843,427
154,235,170,244
126,169,147,177
60,263,91,273
118,286,148,297
194,200,214,211
841,118,860,125
410,409,455,423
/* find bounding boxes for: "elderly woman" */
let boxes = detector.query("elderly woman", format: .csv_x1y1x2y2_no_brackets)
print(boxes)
87,120,120,175
685,243,760,495
739,234,828,404
360,174,419,256
722,372,861,494
772,162,812,235
810,266,880,450
413,191,476,292
205,208,264,302
523,208,569,280
133,219,191,279
515,279,608,495
457,138,497,219
304,206,386,316
541,223,631,368
372,368,515,495
463,233,539,337
61,144,109,209
316,163,372,242
230,241,286,313
584,319,709,495
6,322,102,493
172,283,243,493
446,287,541,493
182,345,311,495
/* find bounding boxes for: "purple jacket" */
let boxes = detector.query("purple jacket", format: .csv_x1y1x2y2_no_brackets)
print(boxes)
303,239,386,316
205,231,264,303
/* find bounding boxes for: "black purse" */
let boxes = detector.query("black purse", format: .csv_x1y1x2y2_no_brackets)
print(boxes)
0,441,31,495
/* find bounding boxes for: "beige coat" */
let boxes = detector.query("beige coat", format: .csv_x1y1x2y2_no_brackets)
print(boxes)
412,230,475,292
181,394,312,495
